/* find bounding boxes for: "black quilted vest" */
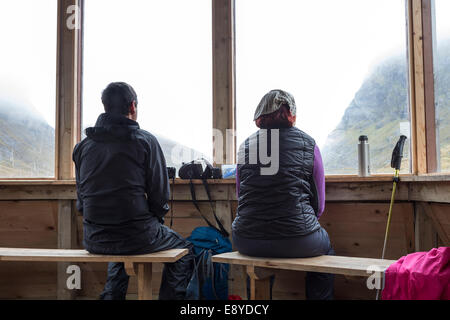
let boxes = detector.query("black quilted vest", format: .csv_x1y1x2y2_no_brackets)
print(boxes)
232,127,321,240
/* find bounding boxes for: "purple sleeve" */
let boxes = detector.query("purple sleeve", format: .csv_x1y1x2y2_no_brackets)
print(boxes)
313,145,326,219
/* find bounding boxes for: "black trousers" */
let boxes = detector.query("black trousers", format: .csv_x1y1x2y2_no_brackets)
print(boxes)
233,227,335,300
99,225,195,300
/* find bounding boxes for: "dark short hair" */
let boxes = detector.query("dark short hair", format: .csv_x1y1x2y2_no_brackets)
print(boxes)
101,82,138,115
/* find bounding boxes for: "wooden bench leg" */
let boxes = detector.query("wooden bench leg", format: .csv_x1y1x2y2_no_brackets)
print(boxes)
246,266,274,300
124,262,153,300
137,263,153,300
57,200,78,300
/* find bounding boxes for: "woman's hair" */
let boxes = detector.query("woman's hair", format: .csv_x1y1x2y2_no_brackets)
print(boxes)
255,104,296,129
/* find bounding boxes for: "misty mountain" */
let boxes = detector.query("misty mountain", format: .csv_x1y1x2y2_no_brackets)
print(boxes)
0,100,206,178
0,99,55,178
323,42,450,174
153,134,208,171
434,42,450,170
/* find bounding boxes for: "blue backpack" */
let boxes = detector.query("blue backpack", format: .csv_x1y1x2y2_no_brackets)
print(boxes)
187,227,232,300
179,173,232,300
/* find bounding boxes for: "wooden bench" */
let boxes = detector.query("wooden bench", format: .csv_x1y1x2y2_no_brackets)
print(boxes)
212,252,396,300
0,247,188,300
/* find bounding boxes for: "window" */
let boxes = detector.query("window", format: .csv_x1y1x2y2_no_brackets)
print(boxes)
433,0,450,172
236,0,411,175
0,1,57,178
82,0,212,170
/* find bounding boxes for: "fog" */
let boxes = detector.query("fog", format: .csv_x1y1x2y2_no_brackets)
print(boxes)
1,0,450,156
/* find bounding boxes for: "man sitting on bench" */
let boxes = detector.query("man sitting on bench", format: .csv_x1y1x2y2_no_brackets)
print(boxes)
72,82,194,300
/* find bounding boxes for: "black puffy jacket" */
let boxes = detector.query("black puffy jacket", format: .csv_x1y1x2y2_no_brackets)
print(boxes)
232,127,321,240
72,113,170,255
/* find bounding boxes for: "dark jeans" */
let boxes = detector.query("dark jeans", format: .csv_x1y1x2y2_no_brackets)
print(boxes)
99,225,195,300
233,227,335,300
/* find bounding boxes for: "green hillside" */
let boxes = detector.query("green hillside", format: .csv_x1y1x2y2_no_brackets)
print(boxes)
435,42,450,170
0,100,55,178
323,42,450,174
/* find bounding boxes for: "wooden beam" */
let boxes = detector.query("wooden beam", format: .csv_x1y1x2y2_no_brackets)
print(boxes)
325,181,409,202
409,181,450,203
409,0,438,174
55,0,83,300
408,0,418,175
57,200,77,300
410,0,428,174
212,0,236,166
421,0,438,173
3,179,450,203
55,0,82,180
77,0,84,143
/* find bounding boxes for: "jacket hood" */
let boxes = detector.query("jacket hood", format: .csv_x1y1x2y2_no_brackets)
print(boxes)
85,113,140,142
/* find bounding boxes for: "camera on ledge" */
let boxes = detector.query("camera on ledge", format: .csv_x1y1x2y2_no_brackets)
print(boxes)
178,159,222,180
167,167,176,180
210,167,222,179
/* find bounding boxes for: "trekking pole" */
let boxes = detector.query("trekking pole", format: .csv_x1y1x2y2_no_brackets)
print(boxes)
376,135,407,300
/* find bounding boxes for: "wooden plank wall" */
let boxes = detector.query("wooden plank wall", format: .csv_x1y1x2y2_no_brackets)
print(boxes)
2,199,448,300
0,201,58,299
0,201,216,300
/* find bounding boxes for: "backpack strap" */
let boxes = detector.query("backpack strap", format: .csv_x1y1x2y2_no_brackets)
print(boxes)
170,176,175,228
189,179,221,231
201,178,229,238
189,179,229,238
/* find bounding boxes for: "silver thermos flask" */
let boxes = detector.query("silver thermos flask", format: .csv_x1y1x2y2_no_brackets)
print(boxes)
358,136,371,177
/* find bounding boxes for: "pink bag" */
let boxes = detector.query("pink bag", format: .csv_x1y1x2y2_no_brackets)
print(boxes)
382,247,450,300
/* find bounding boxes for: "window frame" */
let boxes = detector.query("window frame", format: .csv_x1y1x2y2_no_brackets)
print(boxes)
0,0,447,182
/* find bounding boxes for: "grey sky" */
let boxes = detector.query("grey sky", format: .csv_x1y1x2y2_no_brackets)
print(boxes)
236,0,409,149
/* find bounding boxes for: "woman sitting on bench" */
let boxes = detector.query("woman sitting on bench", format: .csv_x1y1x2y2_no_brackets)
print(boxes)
232,89,335,300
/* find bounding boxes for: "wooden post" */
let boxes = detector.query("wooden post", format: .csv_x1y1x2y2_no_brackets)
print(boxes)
212,0,236,166
421,0,438,173
55,0,83,300
409,0,427,174
57,200,78,300
137,263,153,300
408,0,437,174
56,0,82,180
